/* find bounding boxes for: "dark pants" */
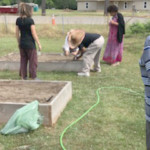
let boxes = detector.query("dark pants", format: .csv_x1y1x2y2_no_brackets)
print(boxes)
147,120,150,150
20,48,37,79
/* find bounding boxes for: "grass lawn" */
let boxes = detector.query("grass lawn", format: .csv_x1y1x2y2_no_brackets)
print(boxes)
0,25,147,150
33,9,150,18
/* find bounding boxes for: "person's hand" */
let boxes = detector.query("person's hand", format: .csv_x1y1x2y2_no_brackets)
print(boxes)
81,47,86,53
110,20,118,26
73,56,78,61
63,48,70,56
38,43,42,51
110,20,114,24
71,51,78,56
73,52,83,61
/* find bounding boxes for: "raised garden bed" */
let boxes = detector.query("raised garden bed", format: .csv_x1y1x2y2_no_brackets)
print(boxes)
0,53,83,72
0,80,72,126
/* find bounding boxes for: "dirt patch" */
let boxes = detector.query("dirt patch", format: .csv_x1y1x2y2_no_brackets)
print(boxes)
0,53,74,62
0,81,66,103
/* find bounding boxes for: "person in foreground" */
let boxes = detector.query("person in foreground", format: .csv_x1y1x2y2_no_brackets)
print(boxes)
103,5,125,66
16,3,41,80
139,36,150,150
67,29,104,77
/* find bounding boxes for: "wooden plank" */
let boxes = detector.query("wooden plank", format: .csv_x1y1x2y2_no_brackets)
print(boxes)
0,80,72,126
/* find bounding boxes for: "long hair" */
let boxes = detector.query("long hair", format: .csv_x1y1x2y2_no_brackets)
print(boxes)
19,3,32,17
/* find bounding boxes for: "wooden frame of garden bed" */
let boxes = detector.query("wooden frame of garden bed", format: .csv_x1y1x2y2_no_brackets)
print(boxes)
0,80,72,126
0,53,83,72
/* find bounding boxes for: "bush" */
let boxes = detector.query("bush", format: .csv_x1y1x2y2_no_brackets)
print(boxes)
129,21,150,34
144,21,150,32
54,0,77,10
129,22,145,34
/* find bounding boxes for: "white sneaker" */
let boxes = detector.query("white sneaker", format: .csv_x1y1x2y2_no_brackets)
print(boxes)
77,72,90,77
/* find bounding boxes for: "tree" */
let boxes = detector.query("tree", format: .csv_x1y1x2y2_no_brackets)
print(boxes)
68,0,77,10
33,0,41,6
54,0,77,10
41,0,46,15
0,0,11,5
46,0,54,9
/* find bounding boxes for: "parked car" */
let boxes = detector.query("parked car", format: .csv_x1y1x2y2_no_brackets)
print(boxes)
0,5,18,14
0,3,38,14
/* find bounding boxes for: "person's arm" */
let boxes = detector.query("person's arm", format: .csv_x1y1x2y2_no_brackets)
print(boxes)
63,48,70,56
73,47,86,60
71,48,79,56
31,25,42,51
16,26,20,46
63,35,70,56
110,20,119,26
144,50,150,78
81,47,86,53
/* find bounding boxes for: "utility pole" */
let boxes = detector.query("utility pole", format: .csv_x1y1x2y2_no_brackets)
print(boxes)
42,0,46,16
104,0,109,16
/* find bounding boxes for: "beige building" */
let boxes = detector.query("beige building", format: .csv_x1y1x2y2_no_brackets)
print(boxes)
77,0,150,11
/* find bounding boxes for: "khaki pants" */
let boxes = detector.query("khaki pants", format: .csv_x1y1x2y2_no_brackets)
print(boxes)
82,36,104,73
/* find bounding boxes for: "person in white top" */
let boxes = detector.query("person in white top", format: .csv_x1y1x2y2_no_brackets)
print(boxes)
63,30,82,60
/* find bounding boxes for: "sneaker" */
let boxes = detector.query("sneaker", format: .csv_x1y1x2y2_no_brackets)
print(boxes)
77,72,90,77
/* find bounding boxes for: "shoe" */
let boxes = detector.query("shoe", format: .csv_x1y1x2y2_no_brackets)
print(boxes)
111,62,120,66
77,72,90,77
33,78,40,81
90,69,101,72
21,77,28,80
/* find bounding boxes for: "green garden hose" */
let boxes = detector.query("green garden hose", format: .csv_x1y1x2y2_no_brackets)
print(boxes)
60,86,144,150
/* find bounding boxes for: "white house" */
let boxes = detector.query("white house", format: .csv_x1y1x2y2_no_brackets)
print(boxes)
76,0,150,11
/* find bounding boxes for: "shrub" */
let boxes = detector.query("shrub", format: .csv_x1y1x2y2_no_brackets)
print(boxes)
129,22,145,34
129,21,150,34
144,21,150,32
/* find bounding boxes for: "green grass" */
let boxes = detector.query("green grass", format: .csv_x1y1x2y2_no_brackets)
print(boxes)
0,36,64,56
0,28,146,150
33,9,150,18
0,24,109,55
34,9,104,16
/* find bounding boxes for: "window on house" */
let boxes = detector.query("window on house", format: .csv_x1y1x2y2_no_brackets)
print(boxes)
86,2,88,9
144,2,147,8
124,2,127,9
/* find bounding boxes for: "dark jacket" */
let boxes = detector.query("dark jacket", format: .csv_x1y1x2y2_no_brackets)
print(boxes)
117,13,125,43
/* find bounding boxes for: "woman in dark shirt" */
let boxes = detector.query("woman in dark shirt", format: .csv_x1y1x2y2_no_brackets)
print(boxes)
16,3,41,80
68,29,104,77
